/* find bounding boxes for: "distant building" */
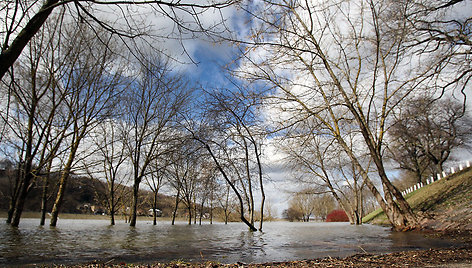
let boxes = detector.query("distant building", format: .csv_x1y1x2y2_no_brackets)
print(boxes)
148,208,163,217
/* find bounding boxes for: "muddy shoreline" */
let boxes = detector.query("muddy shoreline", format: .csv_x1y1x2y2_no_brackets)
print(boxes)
67,246,472,267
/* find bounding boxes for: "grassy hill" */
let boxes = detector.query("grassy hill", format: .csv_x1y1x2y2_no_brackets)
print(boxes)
363,166,472,232
0,170,175,216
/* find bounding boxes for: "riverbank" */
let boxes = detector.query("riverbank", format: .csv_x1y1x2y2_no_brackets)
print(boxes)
363,166,472,235
64,246,472,267
0,211,199,223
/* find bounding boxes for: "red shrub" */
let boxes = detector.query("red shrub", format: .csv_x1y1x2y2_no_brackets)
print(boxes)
326,210,349,222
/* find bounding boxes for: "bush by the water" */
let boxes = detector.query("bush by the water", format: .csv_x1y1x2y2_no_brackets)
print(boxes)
326,210,349,222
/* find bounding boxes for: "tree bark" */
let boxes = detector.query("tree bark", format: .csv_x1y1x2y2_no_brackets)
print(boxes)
39,176,49,226
172,189,180,225
129,182,140,227
50,139,79,227
152,190,158,225
203,143,257,231
109,181,115,225
0,0,60,79
6,168,22,224
11,172,33,227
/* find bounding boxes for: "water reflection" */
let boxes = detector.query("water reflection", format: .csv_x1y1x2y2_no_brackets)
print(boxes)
0,219,462,266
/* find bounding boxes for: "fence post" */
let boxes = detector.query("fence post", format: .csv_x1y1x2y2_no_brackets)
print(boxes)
450,167,455,174
467,161,470,168
460,164,463,171
442,171,446,178
437,174,441,181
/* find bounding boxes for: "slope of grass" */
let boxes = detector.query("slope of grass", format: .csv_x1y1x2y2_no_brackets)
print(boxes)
363,166,472,227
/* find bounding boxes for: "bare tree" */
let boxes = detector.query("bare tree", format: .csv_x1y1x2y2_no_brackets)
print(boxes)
85,119,130,225
233,0,464,229
0,0,235,80
312,194,336,222
167,144,199,225
49,23,127,227
289,190,318,222
203,86,267,230
1,15,74,227
403,0,471,100
187,117,258,231
217,184,235,224
389,96,472,177
145,156,168,225
194,160,218,225
121,54,192,227
282,126,368,225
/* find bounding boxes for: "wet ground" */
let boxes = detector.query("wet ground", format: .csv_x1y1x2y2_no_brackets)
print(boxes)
1,219,468,267
67,247,472,267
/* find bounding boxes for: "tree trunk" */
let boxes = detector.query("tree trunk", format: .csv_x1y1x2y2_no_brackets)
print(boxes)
193,195,197,225
109,182,115,226
110,211,115,226
199,199,204,225
153,190,158,225
39,176,49,226
6,169,22,224
254,140,265,231
129,182,140,227
210,197,213,224
336,134,414,230
172,190,180,225
187,206,192,225
49,170,69,227
0,0,60,79
11,171,34,227
204,143,257,231
50,132,81,227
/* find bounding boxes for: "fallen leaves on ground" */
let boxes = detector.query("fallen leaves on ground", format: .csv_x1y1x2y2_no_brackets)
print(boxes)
68,247,472,268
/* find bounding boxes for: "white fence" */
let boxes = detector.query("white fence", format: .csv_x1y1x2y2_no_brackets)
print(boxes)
401,160,471,196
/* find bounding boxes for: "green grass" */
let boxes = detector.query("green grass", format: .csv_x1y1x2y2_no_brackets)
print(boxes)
363,166,472,225
0,211,185,222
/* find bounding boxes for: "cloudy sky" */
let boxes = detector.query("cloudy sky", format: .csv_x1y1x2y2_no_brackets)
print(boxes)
113,0,472,217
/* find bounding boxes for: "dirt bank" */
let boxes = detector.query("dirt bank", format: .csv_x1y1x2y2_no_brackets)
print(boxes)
66,246,472,268
365,167,472,236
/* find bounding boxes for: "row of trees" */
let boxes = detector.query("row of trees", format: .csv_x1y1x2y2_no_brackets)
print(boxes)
232,0,471,230
1,0,471,231
0,11,268,230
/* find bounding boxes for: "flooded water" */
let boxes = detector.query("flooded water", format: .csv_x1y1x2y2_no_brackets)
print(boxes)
0,219,462,266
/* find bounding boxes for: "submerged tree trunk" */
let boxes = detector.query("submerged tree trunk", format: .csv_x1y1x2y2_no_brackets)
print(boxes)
210,188,214,224
50,117,86,227
199,199,204,225
152,190,158,225
129,182,140,227
203,143,257,231
172,190,180,225
109,181,116,226
49,169,70,227
187,206,192,225
253,137,265,231
11,170,34,227
6,168,22,224
193,195,197,225
243,138,255,226
39,176,49,226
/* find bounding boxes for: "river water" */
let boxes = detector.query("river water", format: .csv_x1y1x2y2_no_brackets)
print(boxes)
0,219,461,266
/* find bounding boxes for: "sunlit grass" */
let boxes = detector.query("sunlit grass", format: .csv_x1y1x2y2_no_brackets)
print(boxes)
363,166,472,225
